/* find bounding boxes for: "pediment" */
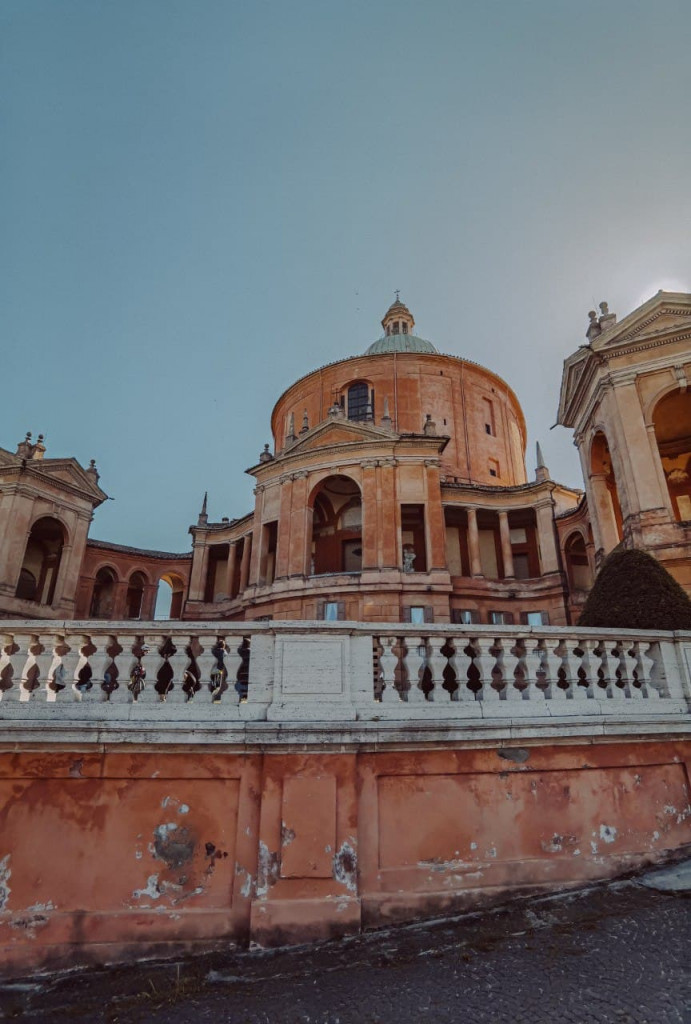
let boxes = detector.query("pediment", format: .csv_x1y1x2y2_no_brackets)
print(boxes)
595,293,691,349
29,458,107,503
0,447,18,469
282,417,396,455
557,349,594,426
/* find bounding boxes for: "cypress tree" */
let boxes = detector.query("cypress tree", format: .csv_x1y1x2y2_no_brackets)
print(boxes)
578,547,691,631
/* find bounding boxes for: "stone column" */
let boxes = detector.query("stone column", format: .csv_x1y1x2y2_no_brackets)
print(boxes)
288,471,309,576
141,583,158,620
498,510,514,579
613,380,669,514
249,486,265,586
239,534,252,593
187,536,209,602
0,494,33,598
111,579,130,620
467,508,483,577
589,474,620,555
535,500,560,574
274,475,294,580
647,422,674,517
424,460,447,571
224,540,238,598
379,459,398,568
360,460,378,569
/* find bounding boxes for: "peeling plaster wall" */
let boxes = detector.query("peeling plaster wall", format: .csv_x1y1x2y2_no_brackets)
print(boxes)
0,740,690,975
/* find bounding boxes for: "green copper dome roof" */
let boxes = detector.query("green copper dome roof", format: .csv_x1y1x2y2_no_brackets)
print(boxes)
365,334,438,355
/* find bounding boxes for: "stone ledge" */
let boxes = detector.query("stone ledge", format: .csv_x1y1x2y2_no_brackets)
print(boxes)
1,714,689,750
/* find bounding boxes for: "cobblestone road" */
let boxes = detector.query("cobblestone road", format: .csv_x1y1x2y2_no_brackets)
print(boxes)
2,878,689,1024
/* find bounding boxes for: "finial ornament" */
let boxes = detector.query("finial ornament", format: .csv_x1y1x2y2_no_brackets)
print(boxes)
394,289,400,302
197,491,209,526
535,442,550,482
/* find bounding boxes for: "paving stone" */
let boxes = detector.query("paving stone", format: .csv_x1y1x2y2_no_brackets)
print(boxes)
1,877,689,1023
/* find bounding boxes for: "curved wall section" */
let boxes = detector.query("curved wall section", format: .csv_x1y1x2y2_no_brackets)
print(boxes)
271,352,528,487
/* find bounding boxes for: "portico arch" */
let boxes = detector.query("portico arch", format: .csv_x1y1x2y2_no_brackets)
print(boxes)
15,516,67,605
652,389,691,522
564,530,592,592
590,431,623,552
125,570,148,619
309,475,362,575
89,566,118,618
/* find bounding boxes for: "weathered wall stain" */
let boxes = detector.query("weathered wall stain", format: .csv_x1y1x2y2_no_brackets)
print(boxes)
152,823,196,869
333,840,357,892
256,841,279,897
0,855,11,911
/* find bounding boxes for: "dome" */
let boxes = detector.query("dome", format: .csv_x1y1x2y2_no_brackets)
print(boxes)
365,334,439,355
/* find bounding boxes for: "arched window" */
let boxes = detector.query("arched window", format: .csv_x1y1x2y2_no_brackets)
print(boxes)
15,517,66,605
310,475,362,575
653,390,691,521
347,381,370,422
125,571,147,619
90,567,117,618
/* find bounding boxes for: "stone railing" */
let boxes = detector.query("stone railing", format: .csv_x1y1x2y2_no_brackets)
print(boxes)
0,621,690,726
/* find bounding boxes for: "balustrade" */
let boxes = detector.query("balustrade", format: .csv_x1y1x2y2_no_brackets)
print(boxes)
0,622,689,725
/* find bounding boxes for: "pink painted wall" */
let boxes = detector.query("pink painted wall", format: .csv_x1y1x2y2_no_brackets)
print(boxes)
1,740,690,976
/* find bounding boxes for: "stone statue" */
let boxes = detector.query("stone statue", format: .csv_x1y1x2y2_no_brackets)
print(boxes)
403,546,416,573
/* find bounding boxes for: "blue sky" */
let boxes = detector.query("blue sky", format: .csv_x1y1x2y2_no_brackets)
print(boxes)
2,0,690,552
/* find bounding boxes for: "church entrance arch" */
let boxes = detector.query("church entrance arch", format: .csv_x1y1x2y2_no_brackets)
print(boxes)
309,475,362,575
652,390,691,522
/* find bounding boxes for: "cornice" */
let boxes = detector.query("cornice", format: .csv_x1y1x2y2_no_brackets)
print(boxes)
246,433,448,480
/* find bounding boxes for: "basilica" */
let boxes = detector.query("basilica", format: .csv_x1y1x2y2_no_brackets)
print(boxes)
1,290,689,626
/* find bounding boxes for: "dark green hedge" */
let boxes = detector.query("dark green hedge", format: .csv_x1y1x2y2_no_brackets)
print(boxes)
578,547,691,631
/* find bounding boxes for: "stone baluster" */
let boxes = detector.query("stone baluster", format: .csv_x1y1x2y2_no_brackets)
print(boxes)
136,635,166,704
0,637,11,699
634,641,660,699
448,637,474,701
223,635,244,705
196,634,221,702
90,635,120,702
543,642,566,701
615,639,642,699
29,636,54,702
2,634,33,702
473,637,499,702
499,638,521,701
522,639,545,701
586,640,607,698
164,638,192,704
379,637,401,704
44,635,66,702
403,636,427,702
599,641,624,699
53,634,85,702
577,634,597,700
426,636,449,702
562,639,587,701
66,634,90,700
110,635,137,702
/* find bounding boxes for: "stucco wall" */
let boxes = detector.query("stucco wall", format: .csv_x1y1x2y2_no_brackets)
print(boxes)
1,738,689,976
